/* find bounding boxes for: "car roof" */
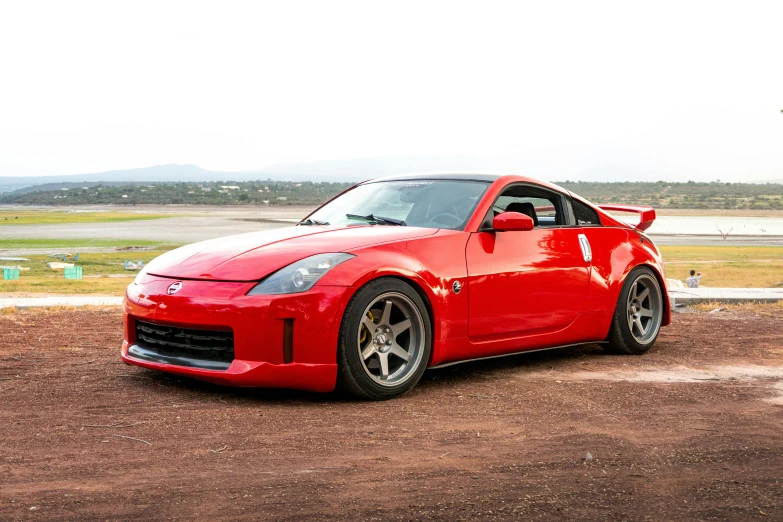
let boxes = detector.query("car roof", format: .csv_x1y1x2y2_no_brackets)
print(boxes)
362,172,570,193
362,172,504,184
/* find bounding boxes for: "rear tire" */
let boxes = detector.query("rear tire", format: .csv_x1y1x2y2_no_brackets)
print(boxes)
336,278,432,400
604,266,663,355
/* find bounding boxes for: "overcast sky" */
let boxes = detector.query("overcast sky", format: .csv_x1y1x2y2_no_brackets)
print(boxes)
0,0,781,181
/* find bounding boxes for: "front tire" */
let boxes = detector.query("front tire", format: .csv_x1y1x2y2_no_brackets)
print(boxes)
336,278,432,400
604,267,664,355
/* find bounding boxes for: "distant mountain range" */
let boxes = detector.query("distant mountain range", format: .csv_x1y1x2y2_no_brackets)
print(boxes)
0,164,264,193
0,157,499,194
1,155,781,194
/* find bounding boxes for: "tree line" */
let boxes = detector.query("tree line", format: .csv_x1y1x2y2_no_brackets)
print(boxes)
1,179,782,210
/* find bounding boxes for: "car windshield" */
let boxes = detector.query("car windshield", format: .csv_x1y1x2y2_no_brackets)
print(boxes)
305,180,491,230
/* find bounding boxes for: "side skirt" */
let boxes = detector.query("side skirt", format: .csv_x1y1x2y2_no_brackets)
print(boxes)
427,341,607,370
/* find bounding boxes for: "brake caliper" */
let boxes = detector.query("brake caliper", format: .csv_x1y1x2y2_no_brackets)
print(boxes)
359,310,375,343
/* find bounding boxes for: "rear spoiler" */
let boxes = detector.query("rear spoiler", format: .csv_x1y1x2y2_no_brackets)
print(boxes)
597,205,656,232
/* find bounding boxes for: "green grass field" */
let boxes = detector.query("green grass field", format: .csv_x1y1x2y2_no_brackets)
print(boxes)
1,244,781,295
0,210,168,226
659,245,783,262
660,245,783,288
0,243,178,295
0,238,165,249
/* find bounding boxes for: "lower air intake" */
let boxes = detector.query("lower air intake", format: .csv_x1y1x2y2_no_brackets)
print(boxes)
130,320,235,370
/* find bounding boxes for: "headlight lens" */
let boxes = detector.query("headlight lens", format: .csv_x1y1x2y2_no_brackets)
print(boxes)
248,253,355,295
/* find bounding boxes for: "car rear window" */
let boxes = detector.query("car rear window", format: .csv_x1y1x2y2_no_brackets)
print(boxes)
572,199,601,226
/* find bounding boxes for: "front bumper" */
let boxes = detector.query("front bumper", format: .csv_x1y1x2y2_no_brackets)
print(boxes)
122,275,354,392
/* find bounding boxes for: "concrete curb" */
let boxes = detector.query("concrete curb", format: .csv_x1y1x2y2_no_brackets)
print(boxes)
669,287,783,305
0,296,124,309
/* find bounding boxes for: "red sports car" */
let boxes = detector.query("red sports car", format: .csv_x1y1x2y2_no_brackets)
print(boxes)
123,174,670,399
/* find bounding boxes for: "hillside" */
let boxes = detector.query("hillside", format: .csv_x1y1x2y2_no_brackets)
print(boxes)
0,157,480,193
1,180,782,210
0,165,229,193
0,163,366,194
0,180,354,206
557,181,783,210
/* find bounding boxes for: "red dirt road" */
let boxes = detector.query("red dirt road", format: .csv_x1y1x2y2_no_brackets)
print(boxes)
1,308,782,521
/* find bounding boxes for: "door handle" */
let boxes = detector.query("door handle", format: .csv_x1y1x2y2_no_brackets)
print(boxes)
578,233,592,263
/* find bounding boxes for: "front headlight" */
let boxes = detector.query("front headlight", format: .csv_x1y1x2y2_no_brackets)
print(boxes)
247,253,355,295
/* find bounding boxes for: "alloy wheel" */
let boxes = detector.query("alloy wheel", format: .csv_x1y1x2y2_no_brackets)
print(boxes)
357,291,425,387
626,273,662,344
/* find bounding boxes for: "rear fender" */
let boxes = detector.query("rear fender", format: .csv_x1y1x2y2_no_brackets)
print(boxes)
581,228,670,333
615,239,671,328
632,263,671,327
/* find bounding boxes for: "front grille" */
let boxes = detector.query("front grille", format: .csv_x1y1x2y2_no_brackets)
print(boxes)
133,320,234,367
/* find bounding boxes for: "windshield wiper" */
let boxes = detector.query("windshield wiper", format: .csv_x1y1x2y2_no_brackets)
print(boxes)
299,218,330,226
346,213,406,226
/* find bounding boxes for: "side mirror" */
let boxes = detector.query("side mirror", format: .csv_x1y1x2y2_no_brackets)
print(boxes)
492,211,535,232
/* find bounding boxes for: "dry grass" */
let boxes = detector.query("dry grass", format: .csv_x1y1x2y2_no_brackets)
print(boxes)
661,245,783,288
0,210,168,226
663,262,783,287
690,300,783,317
660,245,783,261
3,244,782,297
0,277,133,295
0,238,164,249
0,250,172,295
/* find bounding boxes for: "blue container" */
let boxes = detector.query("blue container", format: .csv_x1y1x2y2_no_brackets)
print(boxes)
64,266,83,280
2,268,20,280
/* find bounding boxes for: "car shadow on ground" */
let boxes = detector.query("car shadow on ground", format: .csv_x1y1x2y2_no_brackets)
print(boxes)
419,342,609,388
130,342,613,404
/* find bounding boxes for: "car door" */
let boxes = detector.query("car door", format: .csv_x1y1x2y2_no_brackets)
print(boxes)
465,184,592,341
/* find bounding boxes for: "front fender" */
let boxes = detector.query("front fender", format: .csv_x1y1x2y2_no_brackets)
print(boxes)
316,230,472,348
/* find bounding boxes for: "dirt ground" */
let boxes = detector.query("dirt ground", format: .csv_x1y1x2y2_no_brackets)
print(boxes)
1,308,782,521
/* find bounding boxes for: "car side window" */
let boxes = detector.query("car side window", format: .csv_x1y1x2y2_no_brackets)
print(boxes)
489,185,567,227
571,198,601,226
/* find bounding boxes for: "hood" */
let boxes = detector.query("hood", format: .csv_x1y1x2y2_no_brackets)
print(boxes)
145,225,438,281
